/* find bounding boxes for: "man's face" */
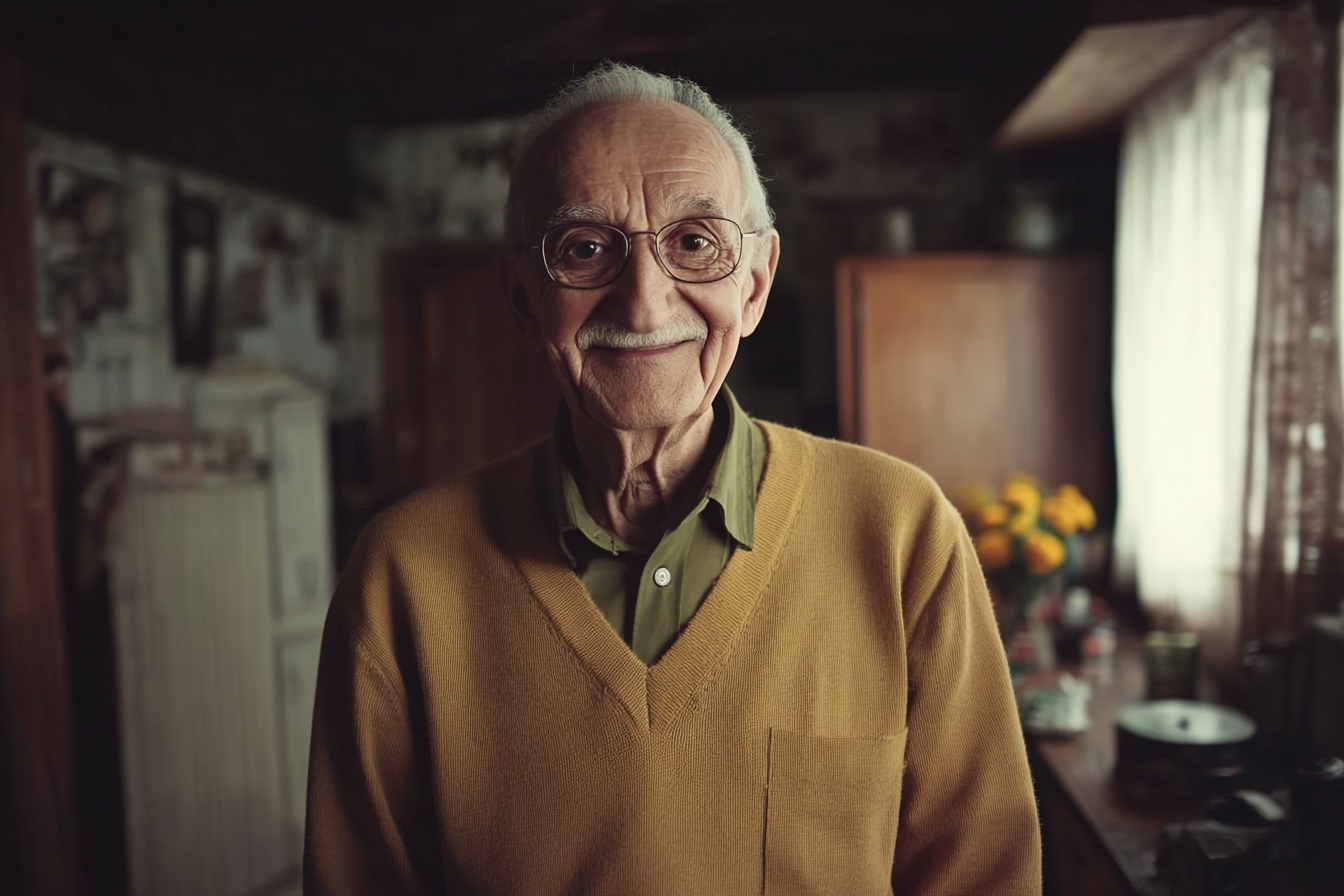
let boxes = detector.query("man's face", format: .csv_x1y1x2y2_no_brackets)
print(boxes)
506,99,779,434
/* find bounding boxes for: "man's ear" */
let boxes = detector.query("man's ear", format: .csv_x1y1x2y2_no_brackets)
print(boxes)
739,230,780,339
499,251,544,350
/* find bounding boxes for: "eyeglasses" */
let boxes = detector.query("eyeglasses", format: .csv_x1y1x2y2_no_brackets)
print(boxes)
534,217,758,289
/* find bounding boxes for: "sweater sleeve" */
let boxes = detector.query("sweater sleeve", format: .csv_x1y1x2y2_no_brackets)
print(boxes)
303,533,446,896
890,499,1043,896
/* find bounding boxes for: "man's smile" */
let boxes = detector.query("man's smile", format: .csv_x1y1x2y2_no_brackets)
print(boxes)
588,340,699,357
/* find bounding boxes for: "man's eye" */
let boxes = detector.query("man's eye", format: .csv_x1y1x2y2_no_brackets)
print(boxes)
677,233,711,252
568,240,606,260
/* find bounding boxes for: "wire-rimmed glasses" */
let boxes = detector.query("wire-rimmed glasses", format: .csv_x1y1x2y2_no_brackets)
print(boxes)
535,217,758,289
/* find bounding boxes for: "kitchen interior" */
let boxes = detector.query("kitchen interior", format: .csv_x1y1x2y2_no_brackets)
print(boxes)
2,1,1343,895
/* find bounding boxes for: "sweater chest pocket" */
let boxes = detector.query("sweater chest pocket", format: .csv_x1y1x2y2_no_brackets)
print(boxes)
763,727,908,896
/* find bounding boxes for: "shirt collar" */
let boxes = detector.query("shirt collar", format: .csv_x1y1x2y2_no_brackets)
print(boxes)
707,386,758,550
548,385,759,563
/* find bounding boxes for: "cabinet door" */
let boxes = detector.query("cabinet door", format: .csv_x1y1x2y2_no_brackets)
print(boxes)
1039,777,1137,896
381,245,560,493
837,254,1111,514
110,483,291,896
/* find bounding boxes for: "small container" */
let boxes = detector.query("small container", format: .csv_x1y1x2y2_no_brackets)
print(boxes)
1061,586,1092,627
1081,619,1116,659
1145,631,1200,701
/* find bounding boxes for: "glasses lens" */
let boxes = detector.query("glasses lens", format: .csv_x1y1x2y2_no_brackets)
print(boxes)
658,218,742,282
543,224,626,288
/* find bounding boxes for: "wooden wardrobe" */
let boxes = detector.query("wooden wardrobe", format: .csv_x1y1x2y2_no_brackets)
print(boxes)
836,254,1113,516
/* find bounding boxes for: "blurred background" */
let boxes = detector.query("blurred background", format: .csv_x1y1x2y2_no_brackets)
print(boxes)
3,1,1343,895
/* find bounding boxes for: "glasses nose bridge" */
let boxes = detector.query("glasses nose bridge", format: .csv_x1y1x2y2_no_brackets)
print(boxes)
623,228,674,280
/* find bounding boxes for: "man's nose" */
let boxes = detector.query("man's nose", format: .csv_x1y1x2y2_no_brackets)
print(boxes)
604,233,676,333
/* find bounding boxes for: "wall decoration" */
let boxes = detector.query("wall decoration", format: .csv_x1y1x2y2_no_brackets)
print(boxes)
168,188,220,368
35,164,129,341
316,267,341,342
356,117,524,244
223,266,266,330
27,126,374,421
216,201,340,387
217,209,299,340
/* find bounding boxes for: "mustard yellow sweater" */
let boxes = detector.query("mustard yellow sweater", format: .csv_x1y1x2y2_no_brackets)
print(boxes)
305,422,1042,896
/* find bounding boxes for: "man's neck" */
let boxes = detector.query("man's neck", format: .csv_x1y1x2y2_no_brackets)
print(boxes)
568,402,724,552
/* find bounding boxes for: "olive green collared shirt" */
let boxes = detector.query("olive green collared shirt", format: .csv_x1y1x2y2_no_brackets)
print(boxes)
548,388,767,665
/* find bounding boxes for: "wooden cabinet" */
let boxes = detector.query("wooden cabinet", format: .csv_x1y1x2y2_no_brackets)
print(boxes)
836,254,1112,513
1038,768,1142,896
380,244,560,495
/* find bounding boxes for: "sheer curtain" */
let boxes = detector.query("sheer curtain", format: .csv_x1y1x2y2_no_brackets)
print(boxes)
1112,20,1273,676
1241,8,1344,640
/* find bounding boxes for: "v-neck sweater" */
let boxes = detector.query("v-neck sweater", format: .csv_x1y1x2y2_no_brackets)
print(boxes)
304,421,1042,896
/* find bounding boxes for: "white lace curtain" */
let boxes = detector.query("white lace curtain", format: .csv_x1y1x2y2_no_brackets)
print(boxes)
1111,20,1274,675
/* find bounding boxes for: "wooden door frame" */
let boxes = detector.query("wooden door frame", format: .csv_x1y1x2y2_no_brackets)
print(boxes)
0,54,80,896
378,241,512,495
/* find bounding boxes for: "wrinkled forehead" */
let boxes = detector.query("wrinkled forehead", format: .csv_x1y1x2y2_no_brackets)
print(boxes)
516,99,745,234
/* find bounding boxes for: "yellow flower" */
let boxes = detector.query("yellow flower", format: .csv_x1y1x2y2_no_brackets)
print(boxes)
1041,496,1078,537
1008,509,1037,536
977,503,1009,528
1001,480,1041,512
1072,497,1096,531
1024,530,1067,575
974,530,1013,570
1054,484,1096,531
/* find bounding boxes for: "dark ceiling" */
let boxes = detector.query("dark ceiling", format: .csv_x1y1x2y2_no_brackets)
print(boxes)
0,0,1273,214
5,0,1100,123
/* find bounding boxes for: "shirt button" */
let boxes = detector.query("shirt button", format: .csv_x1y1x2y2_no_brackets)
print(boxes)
653,566,672,587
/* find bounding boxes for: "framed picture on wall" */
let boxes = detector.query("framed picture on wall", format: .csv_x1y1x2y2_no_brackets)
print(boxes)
35,163,130,337
169,188,220,368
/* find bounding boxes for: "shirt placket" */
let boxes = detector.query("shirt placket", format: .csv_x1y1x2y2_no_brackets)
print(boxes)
630,503,702,663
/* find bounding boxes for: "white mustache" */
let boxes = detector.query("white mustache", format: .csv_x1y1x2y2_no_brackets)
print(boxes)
575,317,708,351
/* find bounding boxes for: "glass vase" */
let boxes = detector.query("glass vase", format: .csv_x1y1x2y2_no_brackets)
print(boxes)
1001,580,1058,684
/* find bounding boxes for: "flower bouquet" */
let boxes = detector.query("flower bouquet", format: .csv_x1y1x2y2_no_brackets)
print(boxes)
959,473,1097,677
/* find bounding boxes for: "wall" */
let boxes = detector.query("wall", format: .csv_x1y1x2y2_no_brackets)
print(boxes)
27,127,380,425
353,117,524,247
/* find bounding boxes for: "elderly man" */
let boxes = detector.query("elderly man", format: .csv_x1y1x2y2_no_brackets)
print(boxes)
306,62,1041,895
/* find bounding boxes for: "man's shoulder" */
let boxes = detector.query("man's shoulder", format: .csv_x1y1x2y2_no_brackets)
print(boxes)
752,421,969,586
361,437,549,549
327,439,551,651
755,420,948,508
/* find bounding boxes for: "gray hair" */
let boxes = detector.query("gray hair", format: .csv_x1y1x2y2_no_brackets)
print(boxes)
504,61,775,246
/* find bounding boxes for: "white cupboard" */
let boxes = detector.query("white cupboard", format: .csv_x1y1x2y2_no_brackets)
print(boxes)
109,369,332,896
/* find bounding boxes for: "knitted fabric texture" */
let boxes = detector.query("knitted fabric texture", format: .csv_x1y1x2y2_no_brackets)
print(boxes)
305,421,1042,896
